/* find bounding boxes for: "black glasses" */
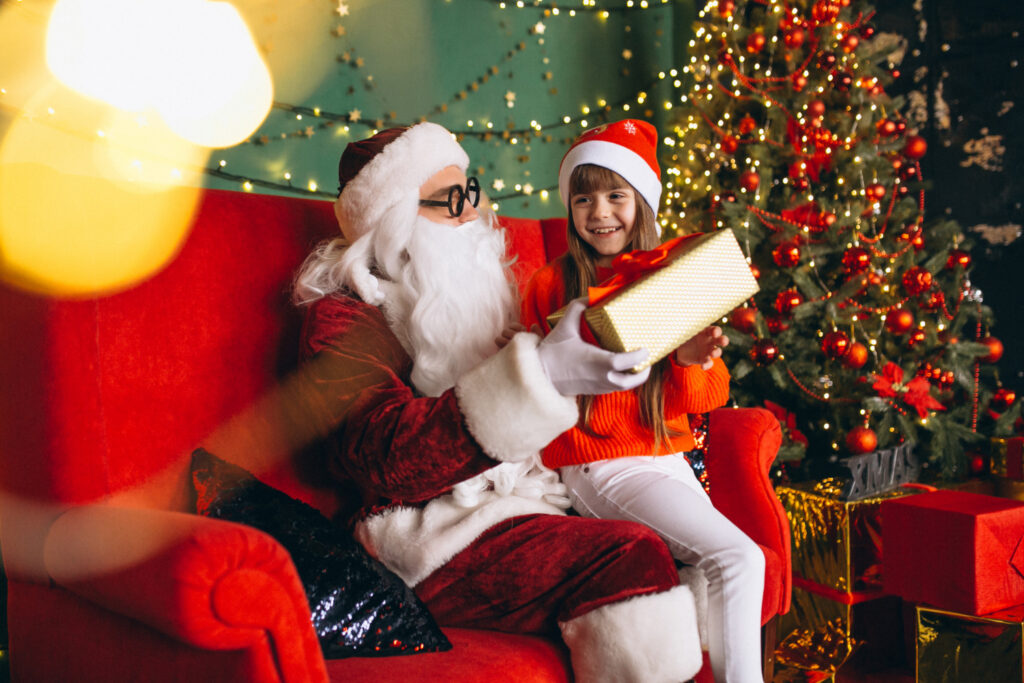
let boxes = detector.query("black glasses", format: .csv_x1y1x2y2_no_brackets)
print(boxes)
419,177,481,218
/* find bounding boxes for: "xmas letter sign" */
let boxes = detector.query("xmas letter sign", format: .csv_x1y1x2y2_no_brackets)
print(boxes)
840,442,920,501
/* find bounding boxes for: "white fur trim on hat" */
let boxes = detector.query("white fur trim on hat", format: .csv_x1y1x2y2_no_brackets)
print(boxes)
337,122,469,240
559,139,662,214
559,585,703,683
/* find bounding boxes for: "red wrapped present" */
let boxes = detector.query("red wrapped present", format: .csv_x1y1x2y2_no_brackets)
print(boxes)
882,490,1024,615
992,437,1024,480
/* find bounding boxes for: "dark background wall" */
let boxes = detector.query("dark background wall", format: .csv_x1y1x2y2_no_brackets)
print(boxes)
874,1,1023,395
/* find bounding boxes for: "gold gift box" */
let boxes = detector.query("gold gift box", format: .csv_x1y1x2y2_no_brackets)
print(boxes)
547,229,758,372
916,604,1024,682
776,585,905,675
778,480,916,593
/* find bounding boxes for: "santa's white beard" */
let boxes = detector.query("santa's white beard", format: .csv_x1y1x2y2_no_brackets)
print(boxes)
381,214,515,397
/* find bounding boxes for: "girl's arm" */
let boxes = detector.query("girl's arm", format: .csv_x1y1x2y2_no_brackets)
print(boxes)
663,355,731,416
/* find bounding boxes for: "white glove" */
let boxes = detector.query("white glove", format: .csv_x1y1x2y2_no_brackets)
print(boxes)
537,298,651,396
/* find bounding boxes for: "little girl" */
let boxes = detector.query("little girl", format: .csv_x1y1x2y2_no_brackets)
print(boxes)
521,119,766,683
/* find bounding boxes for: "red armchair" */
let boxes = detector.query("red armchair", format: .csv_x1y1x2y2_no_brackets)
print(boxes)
0,188,789,682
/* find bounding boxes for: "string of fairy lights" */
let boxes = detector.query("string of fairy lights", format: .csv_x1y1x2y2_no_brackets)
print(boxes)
201,0,687,208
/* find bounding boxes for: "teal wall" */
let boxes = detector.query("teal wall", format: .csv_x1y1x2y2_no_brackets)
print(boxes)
207,0,696,218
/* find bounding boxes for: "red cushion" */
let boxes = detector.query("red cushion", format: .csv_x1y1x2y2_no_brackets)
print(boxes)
325,627,571,682
882,490,1024,615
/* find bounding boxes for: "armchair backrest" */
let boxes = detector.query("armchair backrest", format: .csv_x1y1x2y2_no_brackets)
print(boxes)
0,189,569,527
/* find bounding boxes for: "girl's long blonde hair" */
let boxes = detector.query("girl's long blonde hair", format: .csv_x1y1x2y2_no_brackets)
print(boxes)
559,164,679,451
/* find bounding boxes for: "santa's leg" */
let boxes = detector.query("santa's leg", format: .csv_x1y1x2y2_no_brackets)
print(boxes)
415,513,701,683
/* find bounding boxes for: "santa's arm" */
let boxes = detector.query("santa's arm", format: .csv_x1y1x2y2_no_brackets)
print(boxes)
299,297,576,502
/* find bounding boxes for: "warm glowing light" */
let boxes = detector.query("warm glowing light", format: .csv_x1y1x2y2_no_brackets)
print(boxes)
45,0,273,148
0,84,203,295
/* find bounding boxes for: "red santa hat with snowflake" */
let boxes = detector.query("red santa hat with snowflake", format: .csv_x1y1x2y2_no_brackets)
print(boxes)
558,118,662,214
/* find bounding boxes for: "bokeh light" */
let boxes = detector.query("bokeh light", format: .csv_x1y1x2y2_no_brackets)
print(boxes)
45,0,273,148
0,84,204,296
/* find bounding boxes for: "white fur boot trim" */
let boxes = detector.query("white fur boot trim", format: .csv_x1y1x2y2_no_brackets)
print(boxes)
678,565,710,650
558,585,702,683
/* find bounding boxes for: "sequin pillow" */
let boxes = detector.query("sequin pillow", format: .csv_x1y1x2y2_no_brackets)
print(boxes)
190,448,451,659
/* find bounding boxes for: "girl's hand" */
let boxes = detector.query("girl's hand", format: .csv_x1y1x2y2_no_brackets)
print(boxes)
675,326,729,370
495,322,527,349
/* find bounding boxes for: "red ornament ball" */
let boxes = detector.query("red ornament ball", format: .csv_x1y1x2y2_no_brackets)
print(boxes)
729,307,758,334
792,73,808,91
992,388,1017,411
806,99,826,119
766,313,790,334
865,183,886,200
746,32,767,53
792,177,810,191
907,329,927,347
901,266,933,296
969,453,987,476
903,135,928,159
718,0,735,17
738,115,757,135
842,246,871,274
979,336,1004,363
775,289,805,314
946,249,971,269
750,339,780,366
772,240,802,268
843,342,869,369
885,308,915,335
784,28,806,49
877,119,898,137
860,25,876,39
846,426,878,455
721,135,739,154
841,33,860,52
822,330,851,359
739,170,761,192
821,211,837,227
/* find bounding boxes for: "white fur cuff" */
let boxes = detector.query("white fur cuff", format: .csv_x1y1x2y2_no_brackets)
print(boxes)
455,332,578,463
559,585,703,683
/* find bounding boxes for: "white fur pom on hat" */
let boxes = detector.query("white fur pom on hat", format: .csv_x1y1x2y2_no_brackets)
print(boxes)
558,119,661,214
335,122,469,241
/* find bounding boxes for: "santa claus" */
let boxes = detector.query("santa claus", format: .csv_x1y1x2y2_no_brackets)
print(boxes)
292,122,702,682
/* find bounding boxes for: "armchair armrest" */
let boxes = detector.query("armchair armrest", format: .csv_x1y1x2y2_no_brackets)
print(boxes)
705,407,791,614
43,505,328,683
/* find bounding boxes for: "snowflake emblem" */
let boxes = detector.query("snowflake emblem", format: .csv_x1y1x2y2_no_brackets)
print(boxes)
623,121,637,134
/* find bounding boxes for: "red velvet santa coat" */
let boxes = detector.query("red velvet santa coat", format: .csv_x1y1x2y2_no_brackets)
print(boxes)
298,293,579,587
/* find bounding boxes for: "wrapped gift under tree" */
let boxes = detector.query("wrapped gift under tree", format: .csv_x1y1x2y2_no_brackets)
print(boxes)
775,479,918,675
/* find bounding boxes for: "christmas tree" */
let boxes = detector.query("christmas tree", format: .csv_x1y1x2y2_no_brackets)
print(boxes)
662,0,1020,479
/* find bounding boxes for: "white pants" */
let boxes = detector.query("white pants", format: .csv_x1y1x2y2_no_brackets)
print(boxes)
561,453,765,683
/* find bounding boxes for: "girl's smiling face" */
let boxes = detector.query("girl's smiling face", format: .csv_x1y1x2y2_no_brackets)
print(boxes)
569,185,638,266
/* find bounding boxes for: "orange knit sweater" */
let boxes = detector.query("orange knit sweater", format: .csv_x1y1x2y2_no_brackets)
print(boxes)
522,259,731,469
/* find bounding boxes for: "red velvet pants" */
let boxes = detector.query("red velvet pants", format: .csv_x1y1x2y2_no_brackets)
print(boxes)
414,513,680,636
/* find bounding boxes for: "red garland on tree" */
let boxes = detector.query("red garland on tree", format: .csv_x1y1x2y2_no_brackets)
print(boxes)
664,0,1020,478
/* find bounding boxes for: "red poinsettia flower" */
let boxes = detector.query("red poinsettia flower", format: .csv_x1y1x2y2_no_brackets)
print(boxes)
870,361,903,397
870,362,945,418
764,400,809,446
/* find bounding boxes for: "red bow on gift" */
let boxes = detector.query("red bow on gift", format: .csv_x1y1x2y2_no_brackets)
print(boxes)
871,362,945,418
587,233,701,306
764,400,809,446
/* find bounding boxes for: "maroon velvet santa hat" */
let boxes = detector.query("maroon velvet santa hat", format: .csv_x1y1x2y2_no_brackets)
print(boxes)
335,122,469,241
558,119,661,213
